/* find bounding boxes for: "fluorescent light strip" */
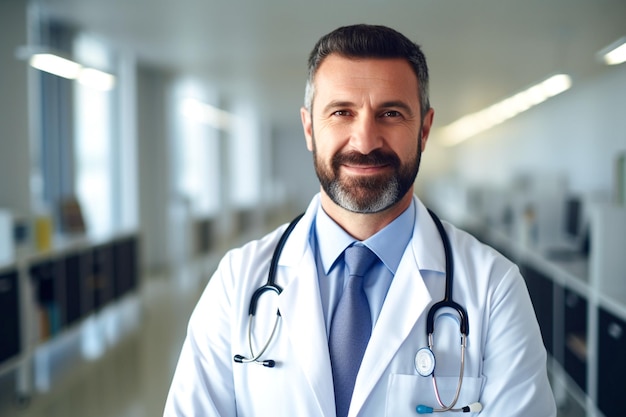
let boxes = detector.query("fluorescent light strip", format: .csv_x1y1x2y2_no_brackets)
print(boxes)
438,74,572,147
29,53,116,91
599,37,626,65
180,98,236,130
30,53,82,79
78,68,116,91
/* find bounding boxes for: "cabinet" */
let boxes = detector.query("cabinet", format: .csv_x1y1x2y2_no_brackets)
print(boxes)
563,289,587,393
28,237,139,342
0,233,140,399
597,307,625,417
0,268,20,364
90,243,114,310
521,263,555,355
112,236,138,298
64,252,86,326
468,205,626,417
29,258,64,339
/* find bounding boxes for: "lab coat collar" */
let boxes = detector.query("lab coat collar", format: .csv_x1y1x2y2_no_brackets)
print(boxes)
276,193,320,269
283,194,445,274
409,196,447,275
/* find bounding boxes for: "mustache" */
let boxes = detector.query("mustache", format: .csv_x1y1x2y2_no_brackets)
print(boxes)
332,149,401,169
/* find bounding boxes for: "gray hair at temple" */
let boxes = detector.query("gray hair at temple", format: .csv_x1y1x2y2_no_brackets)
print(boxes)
304,24,431,117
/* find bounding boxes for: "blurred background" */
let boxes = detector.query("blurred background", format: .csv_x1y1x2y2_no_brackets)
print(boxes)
0,0,625,416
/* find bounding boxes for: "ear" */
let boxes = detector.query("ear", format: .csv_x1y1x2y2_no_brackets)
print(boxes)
301,107,314,152
419,108,435,152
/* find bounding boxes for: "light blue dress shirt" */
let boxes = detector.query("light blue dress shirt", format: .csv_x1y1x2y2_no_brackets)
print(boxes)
311,201,416,335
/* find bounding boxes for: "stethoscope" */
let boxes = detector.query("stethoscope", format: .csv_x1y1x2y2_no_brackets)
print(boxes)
233,210,482,414
233,212,304,368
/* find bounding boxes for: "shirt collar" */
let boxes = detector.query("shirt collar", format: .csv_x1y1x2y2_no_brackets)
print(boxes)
314,200,415,275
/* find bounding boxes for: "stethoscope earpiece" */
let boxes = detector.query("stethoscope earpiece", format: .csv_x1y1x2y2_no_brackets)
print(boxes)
233,354,276,368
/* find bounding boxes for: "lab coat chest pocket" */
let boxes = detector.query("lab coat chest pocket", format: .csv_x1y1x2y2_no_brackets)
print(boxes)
385,374,484,416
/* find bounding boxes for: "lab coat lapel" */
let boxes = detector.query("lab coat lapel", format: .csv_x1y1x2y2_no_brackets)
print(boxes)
276,208,336,417
348,248,432,415
350,199,445,416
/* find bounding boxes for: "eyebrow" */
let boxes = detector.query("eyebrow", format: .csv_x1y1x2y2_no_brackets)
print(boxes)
321,100,355,115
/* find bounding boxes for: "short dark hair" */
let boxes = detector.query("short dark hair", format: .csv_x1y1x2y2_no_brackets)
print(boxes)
304,24,430,116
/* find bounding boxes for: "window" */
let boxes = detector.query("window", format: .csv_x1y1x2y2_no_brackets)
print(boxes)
33,20,136,238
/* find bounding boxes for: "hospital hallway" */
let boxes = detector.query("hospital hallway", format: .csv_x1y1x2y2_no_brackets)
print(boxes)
0,250,588,417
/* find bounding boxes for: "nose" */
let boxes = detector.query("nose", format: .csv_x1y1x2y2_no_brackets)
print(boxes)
349,112,383,155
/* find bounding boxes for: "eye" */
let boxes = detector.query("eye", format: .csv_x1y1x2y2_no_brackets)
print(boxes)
381,110,402,118
332,110,351,117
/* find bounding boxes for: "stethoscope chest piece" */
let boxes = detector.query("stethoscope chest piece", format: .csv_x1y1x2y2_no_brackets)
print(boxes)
415,347,436,377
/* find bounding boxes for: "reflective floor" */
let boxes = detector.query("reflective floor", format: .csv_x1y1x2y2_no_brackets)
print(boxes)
0,253,593,417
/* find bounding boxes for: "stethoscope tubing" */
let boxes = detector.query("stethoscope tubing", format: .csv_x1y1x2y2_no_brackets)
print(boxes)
418,210,471,413
429,334,466,412
233,213,303,367
234,209,481,412
425,209,469,336
233,312,281,368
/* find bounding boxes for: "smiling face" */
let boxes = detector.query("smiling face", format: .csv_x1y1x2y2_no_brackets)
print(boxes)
301,54,434,215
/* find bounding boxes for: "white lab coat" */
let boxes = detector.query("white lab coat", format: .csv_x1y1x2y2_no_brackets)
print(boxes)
164,194,556,416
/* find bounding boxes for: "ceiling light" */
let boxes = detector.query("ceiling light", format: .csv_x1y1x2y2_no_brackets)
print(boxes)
438,74,572,147
180,98,236,130
20,49,116,91
78,68,116,91
29,53,82,79
598,37,626,65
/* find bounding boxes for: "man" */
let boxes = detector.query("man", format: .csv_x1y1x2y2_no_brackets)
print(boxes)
164,24,556,416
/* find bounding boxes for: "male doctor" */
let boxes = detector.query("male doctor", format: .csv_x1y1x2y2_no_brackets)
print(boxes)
164,24,557,416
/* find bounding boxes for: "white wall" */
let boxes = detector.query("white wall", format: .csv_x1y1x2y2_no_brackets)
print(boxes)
273,124,319,212
445,65,626,197
0,1,32,214
137,66,172,272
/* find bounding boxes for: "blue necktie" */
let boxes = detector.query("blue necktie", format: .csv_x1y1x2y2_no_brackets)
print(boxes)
329,245,377,417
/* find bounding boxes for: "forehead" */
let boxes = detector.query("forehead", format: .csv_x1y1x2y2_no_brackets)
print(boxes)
312,54,420,108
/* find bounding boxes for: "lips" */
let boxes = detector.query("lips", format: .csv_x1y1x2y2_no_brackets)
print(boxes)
342,163,390,174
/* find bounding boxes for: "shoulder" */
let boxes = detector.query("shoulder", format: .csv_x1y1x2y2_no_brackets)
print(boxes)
445,222,512,262
194,223,294,320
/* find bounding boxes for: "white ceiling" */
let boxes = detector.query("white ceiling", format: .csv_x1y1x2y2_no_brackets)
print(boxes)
35,0,626,131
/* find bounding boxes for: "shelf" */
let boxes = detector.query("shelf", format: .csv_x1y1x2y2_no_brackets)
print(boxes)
0,233,140,401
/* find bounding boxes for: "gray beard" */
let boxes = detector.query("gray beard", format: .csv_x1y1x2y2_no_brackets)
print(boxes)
326,175,401,213
309,118,423,214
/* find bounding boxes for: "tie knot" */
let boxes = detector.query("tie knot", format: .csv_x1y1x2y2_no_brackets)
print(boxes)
344,245,378,278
